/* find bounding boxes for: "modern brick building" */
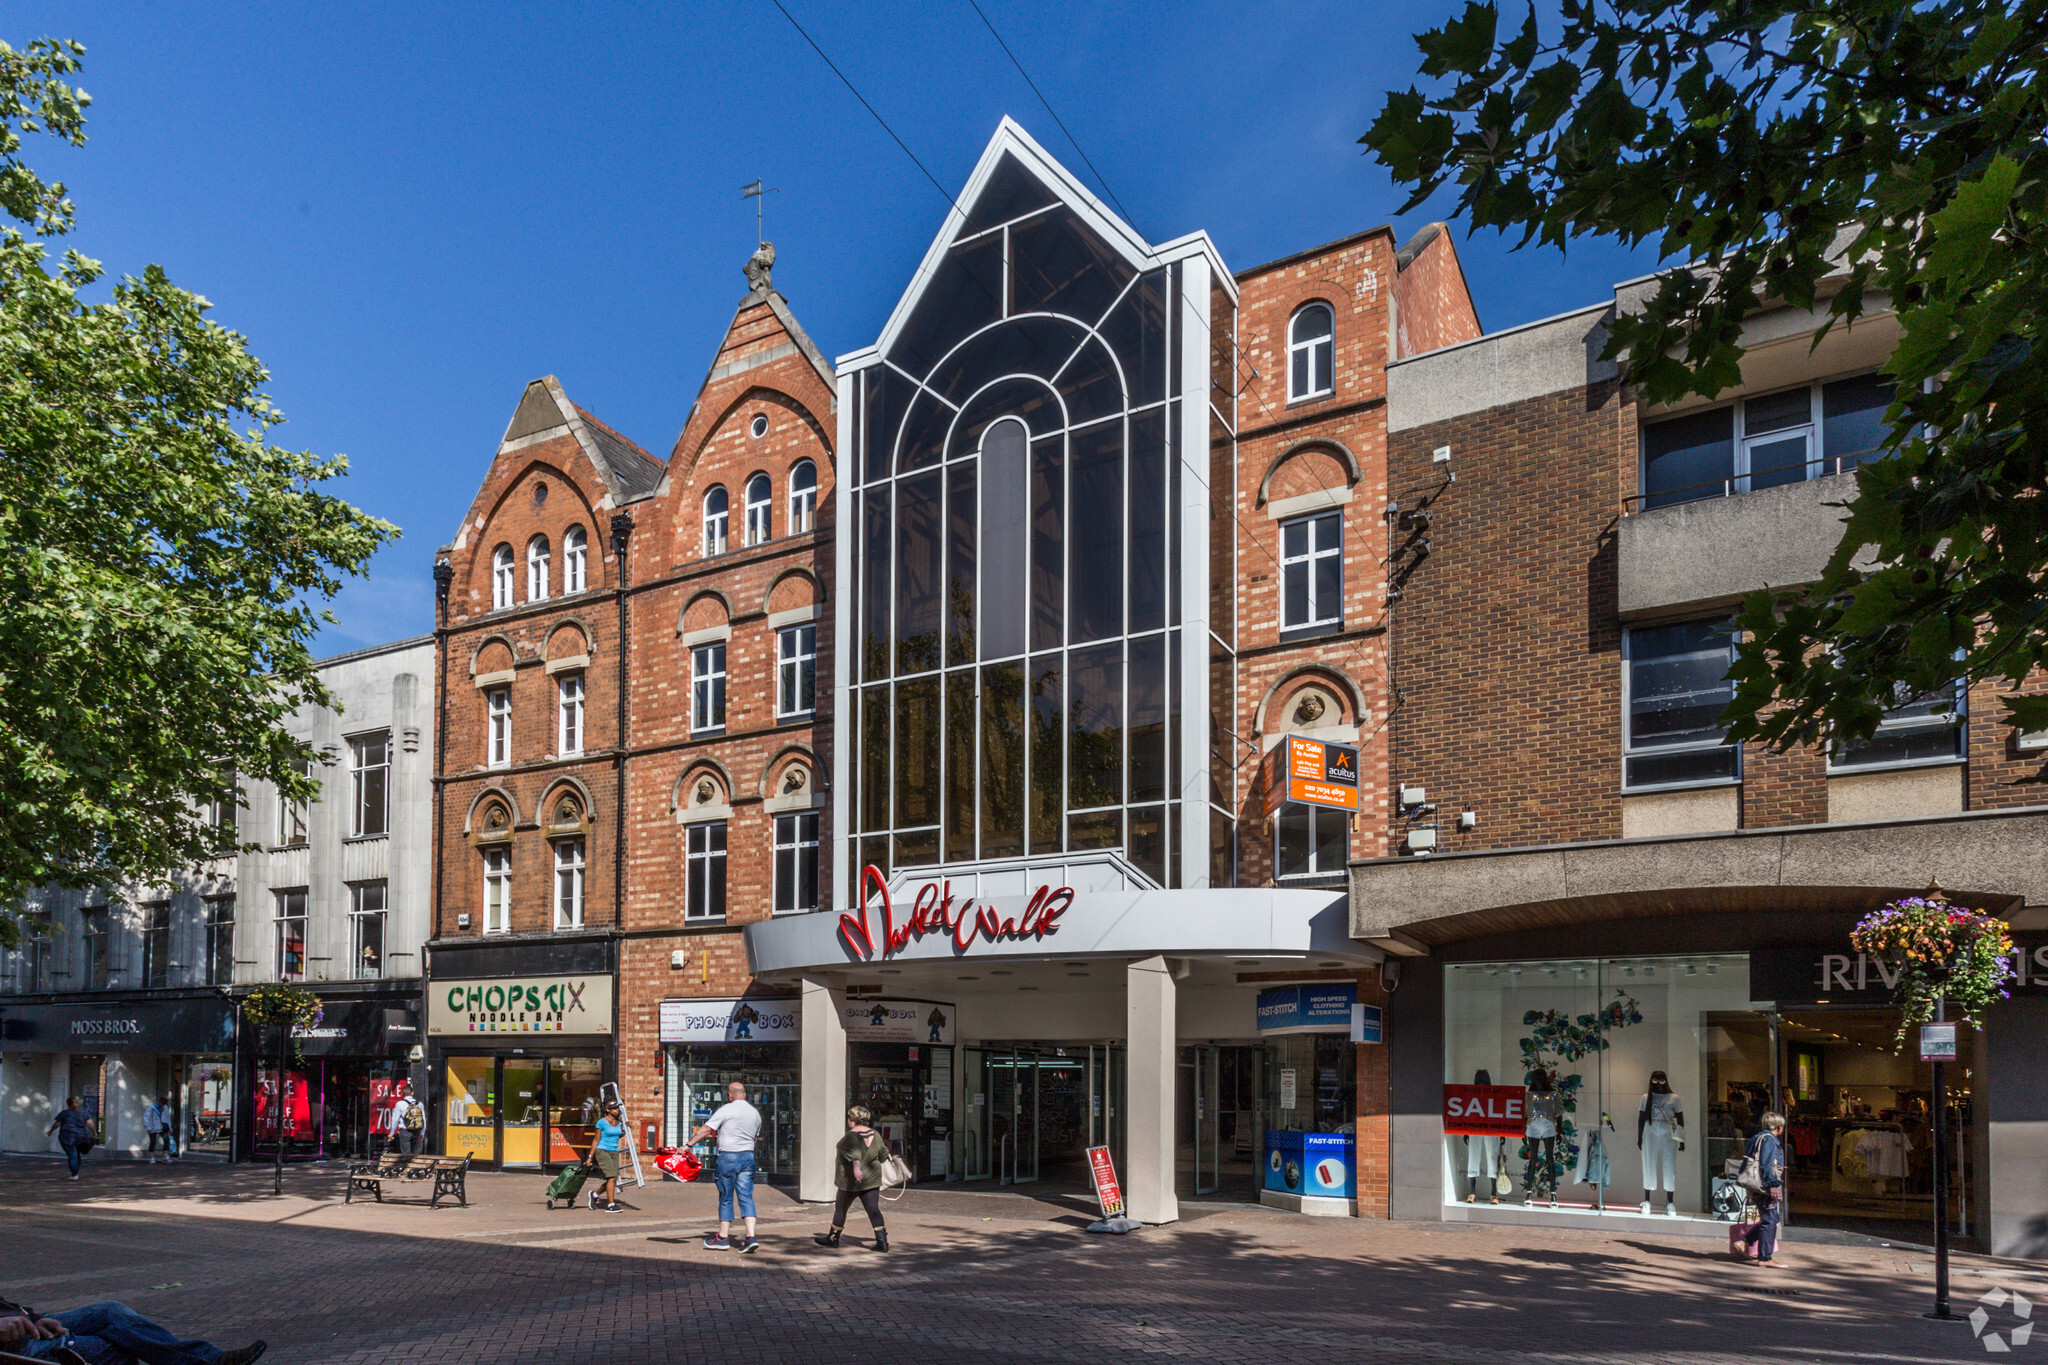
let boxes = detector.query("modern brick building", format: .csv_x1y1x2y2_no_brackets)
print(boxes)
1354,266,2048,1256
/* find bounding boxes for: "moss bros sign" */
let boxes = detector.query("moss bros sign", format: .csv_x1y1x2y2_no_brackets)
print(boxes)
839,865,1075,961
427,974,613,1036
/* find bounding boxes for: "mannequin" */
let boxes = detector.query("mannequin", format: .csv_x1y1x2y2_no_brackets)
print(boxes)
1463,1069,1504,1203
1637,1069,1685,1215
1524,1071,1562,1207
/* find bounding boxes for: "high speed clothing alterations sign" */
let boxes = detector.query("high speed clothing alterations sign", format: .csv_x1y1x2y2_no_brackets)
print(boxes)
1284,735,1360,812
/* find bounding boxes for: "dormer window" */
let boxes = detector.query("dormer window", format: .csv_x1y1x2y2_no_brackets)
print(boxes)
1288,303,1335,401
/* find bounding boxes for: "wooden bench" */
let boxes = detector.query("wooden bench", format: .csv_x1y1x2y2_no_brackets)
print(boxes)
343,1153,470,1208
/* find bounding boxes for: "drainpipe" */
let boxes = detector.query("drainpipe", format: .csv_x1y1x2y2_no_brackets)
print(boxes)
608,511,634,938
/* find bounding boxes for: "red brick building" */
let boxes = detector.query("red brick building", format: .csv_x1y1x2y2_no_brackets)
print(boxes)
1353,272,2048,1257
426,262,834,1175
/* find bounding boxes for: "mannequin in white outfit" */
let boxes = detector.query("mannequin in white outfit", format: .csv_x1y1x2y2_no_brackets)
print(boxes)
1463,1070,1503,1203
1637,1070,1684,1215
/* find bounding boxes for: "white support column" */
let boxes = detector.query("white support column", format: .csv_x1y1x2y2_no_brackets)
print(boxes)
1125,955,1179,1225
799,974,847,1204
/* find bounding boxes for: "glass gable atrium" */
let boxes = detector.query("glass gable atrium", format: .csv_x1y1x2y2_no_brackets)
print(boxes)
834,124,1231,902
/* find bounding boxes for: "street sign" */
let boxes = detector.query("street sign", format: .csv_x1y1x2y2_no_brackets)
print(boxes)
1919,1022,1959,1062
1087,1145,1124,1219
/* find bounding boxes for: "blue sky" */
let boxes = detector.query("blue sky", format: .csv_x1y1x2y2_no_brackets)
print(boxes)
10,1,1661,653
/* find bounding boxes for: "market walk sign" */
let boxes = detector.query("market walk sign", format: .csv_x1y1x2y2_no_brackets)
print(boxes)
839,865,1074,961
427,974,613,1036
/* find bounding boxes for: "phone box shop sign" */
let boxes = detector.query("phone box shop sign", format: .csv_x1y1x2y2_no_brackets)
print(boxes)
660,998,801,1044
845,999,956,1045
428,975,613,1036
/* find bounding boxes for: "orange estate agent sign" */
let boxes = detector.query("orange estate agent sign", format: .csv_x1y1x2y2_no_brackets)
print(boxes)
1284,735,1360,812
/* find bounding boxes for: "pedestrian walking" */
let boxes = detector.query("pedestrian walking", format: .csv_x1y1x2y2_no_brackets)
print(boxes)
143,1095,176,1164
813,1105,891,1253
385,1081,425,1157
583,1098,628,1213
1739,1111,1789,1267
45,1098,95,1181
691,1081,762,1252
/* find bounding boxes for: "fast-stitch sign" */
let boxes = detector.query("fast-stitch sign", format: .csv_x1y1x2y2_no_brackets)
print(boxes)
1443,1083,1528,1136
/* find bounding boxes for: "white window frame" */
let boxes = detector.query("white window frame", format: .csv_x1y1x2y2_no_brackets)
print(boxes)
773,810,820,914
1287,303,1335,402
487,688,512,769
1621,622,1743,791
686,820,727,922
349,731,390,838
1828,681,1968,773
744,473,772,546
557,673,585,757
563,525,588,593
1274,804,1347,880
1639,375,1898,505
276,757,309,848
788,459,817,533
703,486,729,556
553,838,585,929
1279,510,1343,632
141,901,172,989
492,544,515,610
692,642,727,734
482,847,511,934
777,624,816,719
527,535,551,601
204,896,235,987
274,888,307,983
349,881,387,980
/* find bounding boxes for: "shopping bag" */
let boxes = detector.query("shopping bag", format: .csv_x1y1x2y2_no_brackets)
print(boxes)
544,1162,590,1209
652,1146,702,1182
1729,1222,1761,1260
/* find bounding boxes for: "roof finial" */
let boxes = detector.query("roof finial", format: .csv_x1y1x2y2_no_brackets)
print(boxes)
744,240,776,294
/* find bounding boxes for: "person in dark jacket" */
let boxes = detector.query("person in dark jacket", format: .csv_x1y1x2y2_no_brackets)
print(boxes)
46,1098,95,1182
813,1105,891,1252
1740,1111,1789,1266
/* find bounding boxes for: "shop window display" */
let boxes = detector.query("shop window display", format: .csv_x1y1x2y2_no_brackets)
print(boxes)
1444,954,1751,1218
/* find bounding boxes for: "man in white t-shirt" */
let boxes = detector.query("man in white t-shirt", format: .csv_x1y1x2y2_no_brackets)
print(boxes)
691,1081,764,1252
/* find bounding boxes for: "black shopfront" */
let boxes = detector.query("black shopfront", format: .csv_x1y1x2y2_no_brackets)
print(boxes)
424,934,617,1170
237,984,424,1163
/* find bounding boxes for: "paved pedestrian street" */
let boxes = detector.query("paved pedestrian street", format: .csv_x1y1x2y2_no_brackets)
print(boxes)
0,1156,2030,1363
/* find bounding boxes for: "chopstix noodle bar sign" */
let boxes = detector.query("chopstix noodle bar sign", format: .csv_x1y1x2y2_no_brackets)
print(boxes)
1443,1084,1528,1137
428,974,614,1035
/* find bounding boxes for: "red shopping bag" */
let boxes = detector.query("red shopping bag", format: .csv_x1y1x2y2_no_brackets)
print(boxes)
653,1146,702,1182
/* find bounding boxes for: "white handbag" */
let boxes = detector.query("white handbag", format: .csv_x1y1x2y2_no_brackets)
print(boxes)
877,1152,914,1200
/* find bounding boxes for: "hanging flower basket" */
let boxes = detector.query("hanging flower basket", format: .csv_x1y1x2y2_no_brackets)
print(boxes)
242,983,324,1032
1850,893,2014,1030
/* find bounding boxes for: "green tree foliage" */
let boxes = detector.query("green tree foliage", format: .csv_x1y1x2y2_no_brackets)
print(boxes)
0,38,397,927
1363,0,2048,767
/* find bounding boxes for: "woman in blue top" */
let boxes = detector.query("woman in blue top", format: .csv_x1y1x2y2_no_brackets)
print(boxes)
584,1099,627,1212
1739,1112,1789,1267
45,1098,96,1181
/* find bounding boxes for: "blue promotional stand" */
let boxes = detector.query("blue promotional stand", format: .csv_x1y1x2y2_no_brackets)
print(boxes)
1264,1130,1357,1199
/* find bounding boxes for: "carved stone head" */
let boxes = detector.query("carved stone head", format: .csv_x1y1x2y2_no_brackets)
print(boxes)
783,765,809,794
1294,691,1328,725
695,777,717,805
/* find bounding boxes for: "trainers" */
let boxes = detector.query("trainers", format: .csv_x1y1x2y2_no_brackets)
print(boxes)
740,1238,759,1254
1638,1201,1651,1214
604,1203,624,1213
702,1235,730,1250
588,1189,601,1211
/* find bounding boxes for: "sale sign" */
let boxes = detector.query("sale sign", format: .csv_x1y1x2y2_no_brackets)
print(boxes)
1443,1084,1528,1136
1285,735,1361,812
1087,1145,1125,1219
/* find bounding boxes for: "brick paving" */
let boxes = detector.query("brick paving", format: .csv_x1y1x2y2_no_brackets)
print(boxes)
0,1155,2028,1363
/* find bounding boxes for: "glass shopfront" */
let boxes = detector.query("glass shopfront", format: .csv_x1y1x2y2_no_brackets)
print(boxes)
251,1059,404,1161
443,1053,607,1167
961,1043,1119,1186
184,1056,236,1155
666,1042,802,1179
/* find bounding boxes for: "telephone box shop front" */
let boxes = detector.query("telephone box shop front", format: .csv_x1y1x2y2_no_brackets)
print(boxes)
426,972,614,1169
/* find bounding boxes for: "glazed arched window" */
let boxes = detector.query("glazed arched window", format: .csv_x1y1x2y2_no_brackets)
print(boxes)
1288,303,1335,401
788,459,817,533
702,486,729,556
491,544,515,610
563,525,588,593
526,535,551,601
744,473,773,546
